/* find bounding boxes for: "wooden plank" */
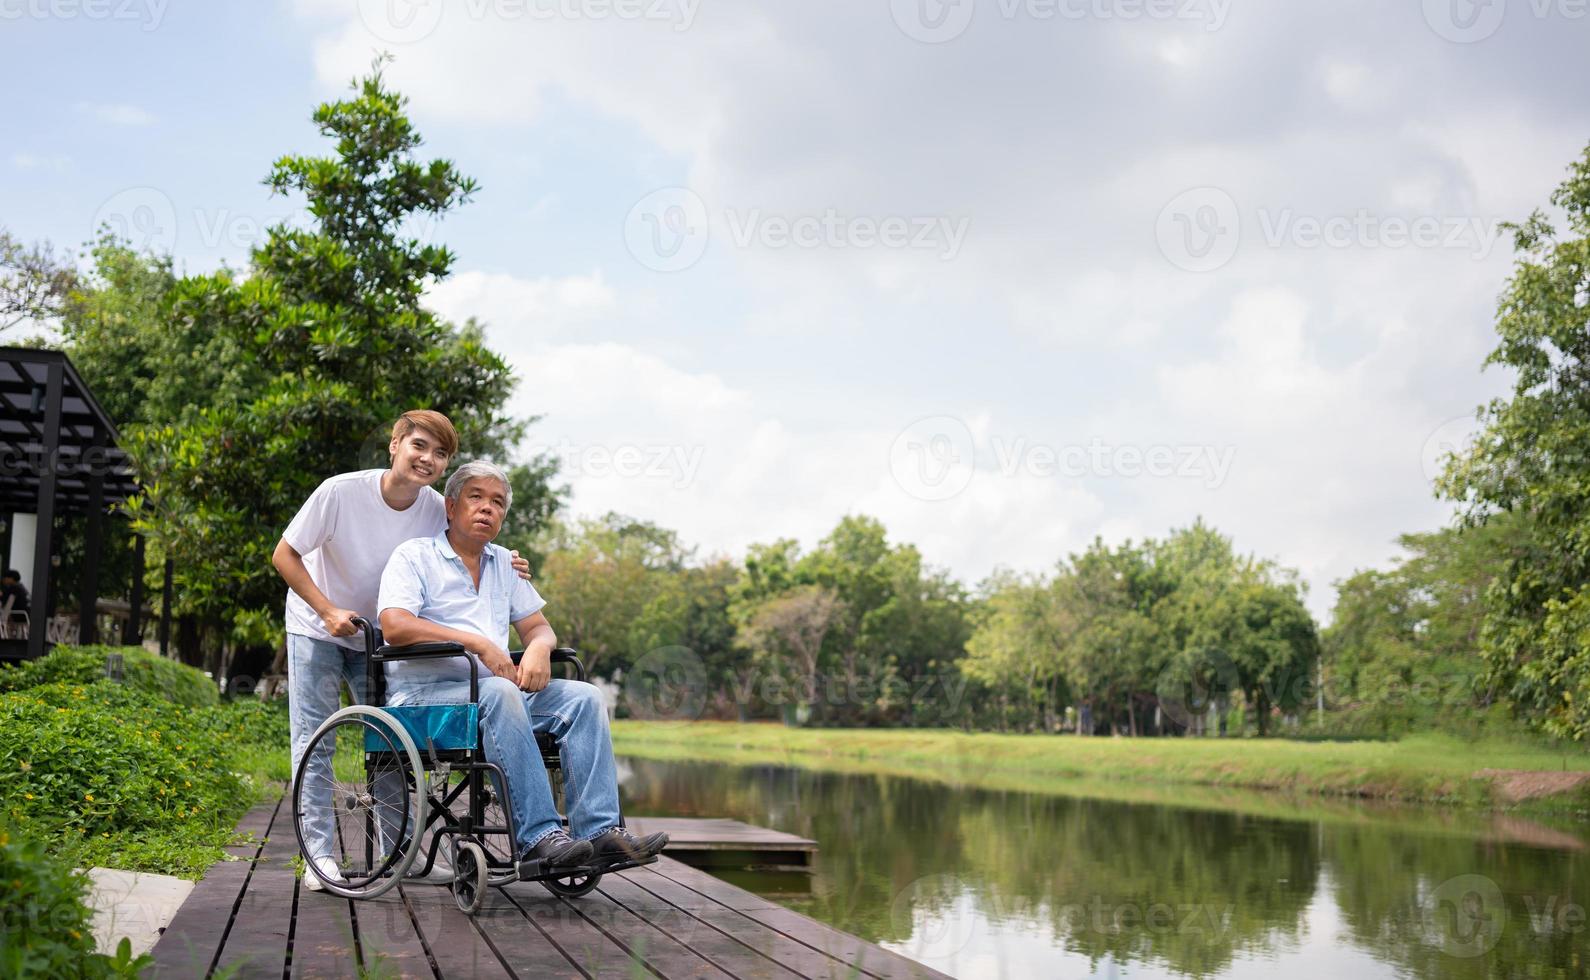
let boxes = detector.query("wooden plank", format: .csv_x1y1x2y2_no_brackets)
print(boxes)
146,860,251,979
401,883,514,978
737,907,950,980
290,886,361,977
597,875,805,980
626,818,817,851
466,888,585,979
225,794,283,859
212,864,296,979
501,883,655,979
557,884,734,980
215,796,301,978
332,800,435,977
345,889,435,979
692,910,864,980
148,797,281,978
644,858,783,912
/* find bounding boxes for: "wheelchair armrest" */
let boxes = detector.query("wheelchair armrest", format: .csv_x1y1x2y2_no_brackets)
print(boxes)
509,646,587,682
373,641,470,661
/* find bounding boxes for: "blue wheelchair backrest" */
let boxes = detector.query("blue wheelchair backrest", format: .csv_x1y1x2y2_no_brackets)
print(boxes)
365,703,480,753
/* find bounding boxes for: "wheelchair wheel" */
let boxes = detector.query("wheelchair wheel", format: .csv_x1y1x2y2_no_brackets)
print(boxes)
541,867,602,898
293,705,427,900
453,840,489,914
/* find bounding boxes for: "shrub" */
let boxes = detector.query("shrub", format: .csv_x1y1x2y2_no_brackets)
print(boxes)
0,823,148,978
0,683,246,842
0,646,218,709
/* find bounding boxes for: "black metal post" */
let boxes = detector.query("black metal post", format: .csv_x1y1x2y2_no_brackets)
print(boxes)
158,557,174,657
78,426,104,645
27,363,62,661
124,533,145,645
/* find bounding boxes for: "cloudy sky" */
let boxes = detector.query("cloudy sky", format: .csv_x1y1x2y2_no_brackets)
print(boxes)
6,1,1588,615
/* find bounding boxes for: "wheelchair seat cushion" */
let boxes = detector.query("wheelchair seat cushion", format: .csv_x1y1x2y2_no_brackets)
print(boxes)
365,703,480,752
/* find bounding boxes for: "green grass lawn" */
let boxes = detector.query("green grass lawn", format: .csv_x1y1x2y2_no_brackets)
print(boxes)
611,720,1590,811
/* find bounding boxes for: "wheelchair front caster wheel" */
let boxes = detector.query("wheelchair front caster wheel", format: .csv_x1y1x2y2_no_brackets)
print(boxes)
541,867,601,898
454,841,488,915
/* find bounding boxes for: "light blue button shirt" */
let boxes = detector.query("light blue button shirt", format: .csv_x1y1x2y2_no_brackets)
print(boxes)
377,531,546,695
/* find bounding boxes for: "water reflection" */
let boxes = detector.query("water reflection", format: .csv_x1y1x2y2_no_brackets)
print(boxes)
617,756,1587,979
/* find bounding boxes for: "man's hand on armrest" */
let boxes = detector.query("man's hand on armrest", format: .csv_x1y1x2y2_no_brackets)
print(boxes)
512,612,558,693
378,608,517,682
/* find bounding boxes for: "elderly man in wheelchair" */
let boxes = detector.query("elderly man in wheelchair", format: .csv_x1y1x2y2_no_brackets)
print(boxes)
291,460,667,912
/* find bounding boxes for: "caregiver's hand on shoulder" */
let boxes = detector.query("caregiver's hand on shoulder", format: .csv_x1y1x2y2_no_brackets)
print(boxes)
510,550,533,582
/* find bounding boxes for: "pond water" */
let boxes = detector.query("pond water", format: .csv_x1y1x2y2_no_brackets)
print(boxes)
615,756,1587,979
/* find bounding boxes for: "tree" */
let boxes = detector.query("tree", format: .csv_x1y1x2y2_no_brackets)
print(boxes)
1439,139,1590,740
535,512,687,677
0,229,76,335
105,63,528,678
737,584,847,725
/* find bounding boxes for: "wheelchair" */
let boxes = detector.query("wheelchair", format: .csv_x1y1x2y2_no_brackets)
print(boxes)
291,617,652,914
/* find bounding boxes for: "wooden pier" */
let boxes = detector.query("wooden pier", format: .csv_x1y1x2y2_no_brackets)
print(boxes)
148,797,944,979
625,818,817,874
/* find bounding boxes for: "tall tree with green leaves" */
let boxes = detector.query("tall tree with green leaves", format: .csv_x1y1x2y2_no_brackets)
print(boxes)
110,63,536,661
1439,140,1590,740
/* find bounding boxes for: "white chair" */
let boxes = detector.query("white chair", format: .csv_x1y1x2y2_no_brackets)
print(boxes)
0,594,26,641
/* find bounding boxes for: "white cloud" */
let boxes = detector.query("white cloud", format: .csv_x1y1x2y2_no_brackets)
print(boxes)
76,102,157,127
425,270,615,349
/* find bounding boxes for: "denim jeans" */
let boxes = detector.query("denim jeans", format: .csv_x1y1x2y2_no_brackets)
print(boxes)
287,632,404,863
388,675,620,853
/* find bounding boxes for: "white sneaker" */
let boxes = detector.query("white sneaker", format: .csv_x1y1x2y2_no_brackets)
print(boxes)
304,856,345,892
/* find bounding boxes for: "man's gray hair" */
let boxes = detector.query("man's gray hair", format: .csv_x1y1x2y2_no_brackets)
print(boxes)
444,459,513,512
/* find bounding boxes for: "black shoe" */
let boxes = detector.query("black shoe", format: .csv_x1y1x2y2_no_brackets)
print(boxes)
517,830,594,880
589,827,668,868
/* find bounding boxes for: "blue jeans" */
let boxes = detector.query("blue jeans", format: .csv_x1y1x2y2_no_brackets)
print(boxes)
288,632,386,862
388,675,620,853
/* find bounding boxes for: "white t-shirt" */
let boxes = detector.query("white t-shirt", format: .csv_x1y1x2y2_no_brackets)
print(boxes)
282,469,447,649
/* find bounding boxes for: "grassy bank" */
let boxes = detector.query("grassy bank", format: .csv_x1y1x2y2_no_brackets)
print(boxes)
611,720,1590,813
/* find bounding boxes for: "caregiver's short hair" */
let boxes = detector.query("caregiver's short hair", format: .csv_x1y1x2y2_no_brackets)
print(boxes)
444,460,513,512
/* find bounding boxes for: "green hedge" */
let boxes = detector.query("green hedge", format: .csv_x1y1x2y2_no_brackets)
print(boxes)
0,646,219,709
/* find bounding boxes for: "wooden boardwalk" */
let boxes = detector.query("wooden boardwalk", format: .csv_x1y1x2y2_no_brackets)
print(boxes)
148,797,946,979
